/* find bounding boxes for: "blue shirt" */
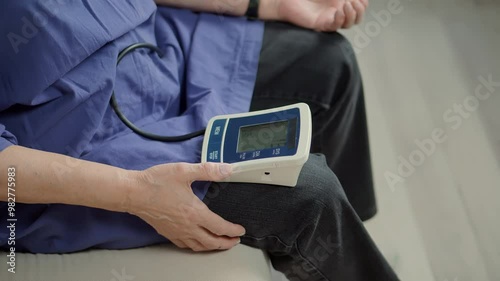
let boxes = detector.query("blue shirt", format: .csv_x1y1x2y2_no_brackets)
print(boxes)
0,0,263,253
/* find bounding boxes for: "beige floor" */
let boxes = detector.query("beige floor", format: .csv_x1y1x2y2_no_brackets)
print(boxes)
274,1,500,280
345,0,499,280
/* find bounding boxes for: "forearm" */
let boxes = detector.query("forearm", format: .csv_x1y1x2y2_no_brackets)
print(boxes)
155,0,248,16
154,0,278,19
0,145,137,213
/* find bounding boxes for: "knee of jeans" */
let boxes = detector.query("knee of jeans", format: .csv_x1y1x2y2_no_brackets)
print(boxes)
293,161,350,218
311,32,358,72
310,33,363,106
331,33,358,62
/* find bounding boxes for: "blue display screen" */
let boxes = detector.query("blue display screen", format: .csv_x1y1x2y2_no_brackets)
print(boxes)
237,120,290,153
223,108,300,163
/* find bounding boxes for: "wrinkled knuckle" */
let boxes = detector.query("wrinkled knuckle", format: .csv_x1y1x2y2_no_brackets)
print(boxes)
175,163,190,175
199,162,214,175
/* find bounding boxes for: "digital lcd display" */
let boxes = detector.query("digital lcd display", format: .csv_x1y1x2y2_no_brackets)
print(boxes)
237,120,289,153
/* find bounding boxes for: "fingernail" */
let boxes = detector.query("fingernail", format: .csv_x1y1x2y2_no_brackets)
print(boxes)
236,238,241,244
219,164,232,176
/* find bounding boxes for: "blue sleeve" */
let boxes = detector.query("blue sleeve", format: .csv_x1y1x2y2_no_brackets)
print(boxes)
0,124,18,152
0,0,156,109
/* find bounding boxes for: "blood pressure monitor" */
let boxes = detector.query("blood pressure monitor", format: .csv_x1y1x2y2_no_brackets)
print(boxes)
201,103,312,187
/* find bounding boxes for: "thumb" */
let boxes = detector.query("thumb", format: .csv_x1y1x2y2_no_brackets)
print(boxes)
184,162,233,182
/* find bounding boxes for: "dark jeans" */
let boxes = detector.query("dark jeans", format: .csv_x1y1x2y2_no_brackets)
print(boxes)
251,22,376,221
203,22,398,281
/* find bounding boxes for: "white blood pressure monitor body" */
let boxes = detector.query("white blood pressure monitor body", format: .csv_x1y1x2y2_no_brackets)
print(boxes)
201,103,312,187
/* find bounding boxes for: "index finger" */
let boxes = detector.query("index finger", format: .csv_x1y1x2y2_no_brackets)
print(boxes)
181,162,233,183
199,206,245,238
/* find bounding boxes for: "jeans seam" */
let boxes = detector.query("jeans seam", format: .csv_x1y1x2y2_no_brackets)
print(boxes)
244,232,330,281
295,241,330,281
243,234,294,251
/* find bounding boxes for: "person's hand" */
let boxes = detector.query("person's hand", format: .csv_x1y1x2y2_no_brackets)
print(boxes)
260,0,369,32
127,162,245,252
